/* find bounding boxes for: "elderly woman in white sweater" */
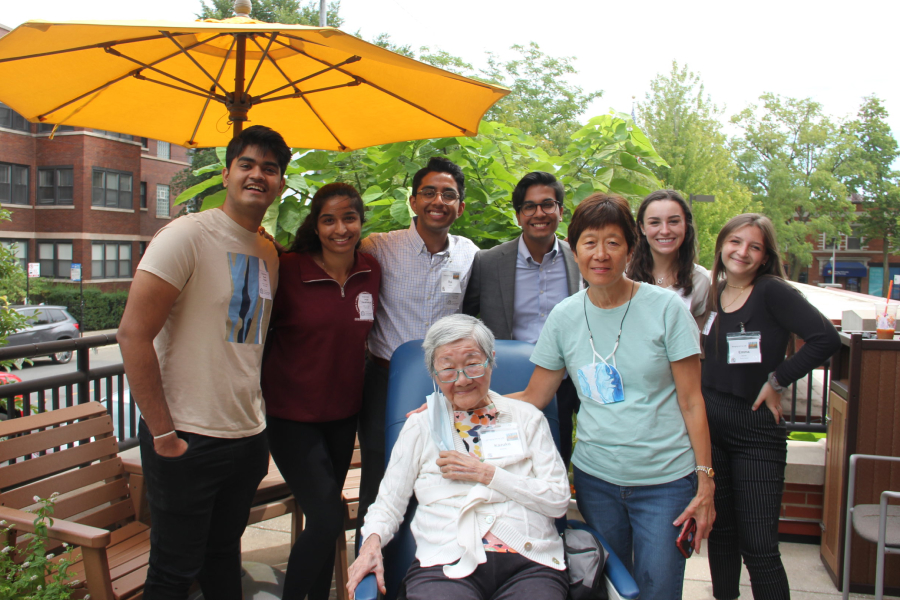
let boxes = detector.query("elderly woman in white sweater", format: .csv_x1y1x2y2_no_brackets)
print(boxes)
346,314,570,600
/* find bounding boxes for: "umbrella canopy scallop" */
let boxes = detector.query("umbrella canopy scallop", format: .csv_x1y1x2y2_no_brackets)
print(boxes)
0,18,509,150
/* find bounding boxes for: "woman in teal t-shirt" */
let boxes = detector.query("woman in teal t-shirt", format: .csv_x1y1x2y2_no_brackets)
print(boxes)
510,193,715,600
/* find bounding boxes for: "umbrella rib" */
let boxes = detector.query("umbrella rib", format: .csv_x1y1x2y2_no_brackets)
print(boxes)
188,45,235,147
161,31,233,97
254,56,362,101
296,94,347,151
253,80,361,104
0,32,185,64
104,46,220,98
133,74,226,102
245,33,279,96
270,36,471,134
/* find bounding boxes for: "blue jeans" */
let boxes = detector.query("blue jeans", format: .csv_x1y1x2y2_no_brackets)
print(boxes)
574,467,697,600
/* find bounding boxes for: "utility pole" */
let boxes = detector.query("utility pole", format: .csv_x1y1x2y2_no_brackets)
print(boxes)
320,0,326,26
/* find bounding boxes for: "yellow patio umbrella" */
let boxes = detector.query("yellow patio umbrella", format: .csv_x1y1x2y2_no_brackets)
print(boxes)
0,4,509,150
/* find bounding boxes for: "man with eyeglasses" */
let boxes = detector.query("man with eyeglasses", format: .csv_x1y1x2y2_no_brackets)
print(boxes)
463,171,582,467
357,156,479,529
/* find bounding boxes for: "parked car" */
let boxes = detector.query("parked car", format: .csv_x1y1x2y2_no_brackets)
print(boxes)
6,305,80,364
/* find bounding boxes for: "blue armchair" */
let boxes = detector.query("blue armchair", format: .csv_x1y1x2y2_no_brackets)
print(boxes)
355,339,639,600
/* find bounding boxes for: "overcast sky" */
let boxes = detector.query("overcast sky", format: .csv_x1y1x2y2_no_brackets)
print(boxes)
5,0,899,138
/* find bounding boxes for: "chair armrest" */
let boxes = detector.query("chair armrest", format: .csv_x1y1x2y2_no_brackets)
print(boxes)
568,519,640,600
882,491,900,503
121,456,143,475
354,573,379,600
0,505,111,549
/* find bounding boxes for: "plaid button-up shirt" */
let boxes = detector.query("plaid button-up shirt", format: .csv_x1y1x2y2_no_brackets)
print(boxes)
361,219,479,361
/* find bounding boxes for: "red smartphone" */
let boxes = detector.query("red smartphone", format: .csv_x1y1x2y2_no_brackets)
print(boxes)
676,518,697,558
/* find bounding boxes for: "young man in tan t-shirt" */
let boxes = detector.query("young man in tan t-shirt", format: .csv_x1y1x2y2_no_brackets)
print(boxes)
118,125,289,600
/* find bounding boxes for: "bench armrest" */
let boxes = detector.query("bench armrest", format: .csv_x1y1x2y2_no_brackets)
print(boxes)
0,505,111,549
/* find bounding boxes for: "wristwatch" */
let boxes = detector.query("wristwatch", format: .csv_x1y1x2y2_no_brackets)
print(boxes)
768,371,785,393
695,466,715,478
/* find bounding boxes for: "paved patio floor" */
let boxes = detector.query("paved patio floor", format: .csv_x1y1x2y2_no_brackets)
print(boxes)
241,514,899,599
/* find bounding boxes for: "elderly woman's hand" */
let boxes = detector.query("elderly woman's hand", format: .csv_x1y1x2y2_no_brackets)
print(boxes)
673,476,716,553
346,534,385,599
436,451,495,485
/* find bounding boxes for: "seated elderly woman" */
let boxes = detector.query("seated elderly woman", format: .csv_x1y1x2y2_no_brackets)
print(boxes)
346,314,570,600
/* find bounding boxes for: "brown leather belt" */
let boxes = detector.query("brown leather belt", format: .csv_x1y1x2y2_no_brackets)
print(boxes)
368,352,390,370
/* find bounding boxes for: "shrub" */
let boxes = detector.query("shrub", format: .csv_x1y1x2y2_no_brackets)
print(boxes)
33,286,128,332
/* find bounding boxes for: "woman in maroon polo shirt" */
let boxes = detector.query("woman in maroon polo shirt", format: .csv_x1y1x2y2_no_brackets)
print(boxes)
261,182,381,600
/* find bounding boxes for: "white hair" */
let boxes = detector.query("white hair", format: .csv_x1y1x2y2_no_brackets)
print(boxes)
423,314,496,374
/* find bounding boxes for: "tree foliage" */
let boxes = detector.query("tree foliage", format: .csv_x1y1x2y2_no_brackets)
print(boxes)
637,62,756,267
0,210,29,368
842,95,900,295
731,94,854,280
197,0,343,26
175,114,666,248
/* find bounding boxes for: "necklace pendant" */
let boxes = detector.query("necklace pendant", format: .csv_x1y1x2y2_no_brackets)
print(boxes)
656,277,664,285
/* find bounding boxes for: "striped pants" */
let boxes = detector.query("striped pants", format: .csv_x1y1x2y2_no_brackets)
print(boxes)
703,388,790,600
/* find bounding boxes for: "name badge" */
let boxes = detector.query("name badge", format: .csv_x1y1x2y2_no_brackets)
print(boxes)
356,292,374,321
441,270,462,294
726,331,762,364
479,424,524,460
258,265,272,300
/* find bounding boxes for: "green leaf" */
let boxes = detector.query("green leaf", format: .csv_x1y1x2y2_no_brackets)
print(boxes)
573,182,595,204
260,196,281,233
277,198,306,236
390,197,412,227
174,175,222,205
608,178,636,196
362,185,384,204
193,162,224,176
215,146,227,165
200,189,227,211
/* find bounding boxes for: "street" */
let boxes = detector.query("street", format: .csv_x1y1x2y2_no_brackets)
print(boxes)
10,342,125,382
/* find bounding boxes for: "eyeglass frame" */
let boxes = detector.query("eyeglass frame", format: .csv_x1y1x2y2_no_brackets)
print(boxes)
519,199,563,217
415,187,461,205
433,359,490,383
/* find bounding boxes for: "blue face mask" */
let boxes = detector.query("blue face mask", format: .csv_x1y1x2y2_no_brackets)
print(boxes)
426,382,455,452
577,338,625,405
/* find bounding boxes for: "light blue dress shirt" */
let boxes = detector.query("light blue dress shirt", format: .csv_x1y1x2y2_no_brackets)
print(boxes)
511,235,570,344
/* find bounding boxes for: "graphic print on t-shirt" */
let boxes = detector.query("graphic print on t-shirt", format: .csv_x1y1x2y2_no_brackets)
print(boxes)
225,252,271,345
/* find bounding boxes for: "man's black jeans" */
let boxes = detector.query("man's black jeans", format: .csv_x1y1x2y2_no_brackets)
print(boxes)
139,419,268,600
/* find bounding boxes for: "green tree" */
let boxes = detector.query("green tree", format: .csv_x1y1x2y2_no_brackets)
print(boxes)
480,43,602,151
731,94,854,280
0,210,29,369
637,62,756,267
177,114,666,249
170,148,223,214
197,0,343,26
843,95,900,296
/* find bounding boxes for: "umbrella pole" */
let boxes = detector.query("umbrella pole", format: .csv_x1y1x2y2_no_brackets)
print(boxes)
230,33,248,139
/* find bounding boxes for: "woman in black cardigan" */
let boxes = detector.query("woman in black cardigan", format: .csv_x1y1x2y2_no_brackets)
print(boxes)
702,214,840,600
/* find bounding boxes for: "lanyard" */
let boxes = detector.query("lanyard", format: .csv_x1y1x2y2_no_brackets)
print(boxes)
583,280,635,369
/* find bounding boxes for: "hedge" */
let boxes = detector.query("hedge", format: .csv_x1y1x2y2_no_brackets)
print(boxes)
34,286,128,332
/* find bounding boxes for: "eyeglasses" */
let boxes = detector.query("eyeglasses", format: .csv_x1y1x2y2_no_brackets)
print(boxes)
416,188,460,204
520,200,562,216
434,359,489,383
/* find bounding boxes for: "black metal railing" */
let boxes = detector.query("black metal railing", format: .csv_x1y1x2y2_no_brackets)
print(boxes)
785,362,829,434
0,334,139,450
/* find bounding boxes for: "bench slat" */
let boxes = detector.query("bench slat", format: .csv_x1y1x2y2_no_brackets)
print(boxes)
0,403,108,439
1,438,119,490
1,459,124,509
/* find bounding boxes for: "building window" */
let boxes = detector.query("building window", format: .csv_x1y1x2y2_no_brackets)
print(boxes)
157,141,171,160
92,168,133,209
92,129,133,141
1,239,27,272
156,184,170,218
37,168,74,205
38,241,72,278
140,137,149,149
0,163,29,205
92,242,132,279
37,123,74,133
847,226,865,250
0,103,30,132
140,182,147,209
139,241,147,257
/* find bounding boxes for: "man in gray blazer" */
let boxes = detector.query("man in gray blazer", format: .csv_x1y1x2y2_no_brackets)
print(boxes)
463,171,582,466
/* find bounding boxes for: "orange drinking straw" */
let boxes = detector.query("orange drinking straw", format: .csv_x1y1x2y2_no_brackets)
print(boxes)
887,280,895,316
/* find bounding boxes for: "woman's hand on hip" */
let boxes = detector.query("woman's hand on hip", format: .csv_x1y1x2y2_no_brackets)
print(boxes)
347,534,385,599
436,450,495,485
752,381,783,424
674,475,716,553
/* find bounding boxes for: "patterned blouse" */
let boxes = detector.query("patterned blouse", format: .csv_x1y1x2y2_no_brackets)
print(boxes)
453,404,517,554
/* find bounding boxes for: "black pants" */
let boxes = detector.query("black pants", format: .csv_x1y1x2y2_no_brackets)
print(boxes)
357,357,389,530
555,376,580,470
402,555,568,600
267,414,358,600
704,388,789,600
139,420,269,600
